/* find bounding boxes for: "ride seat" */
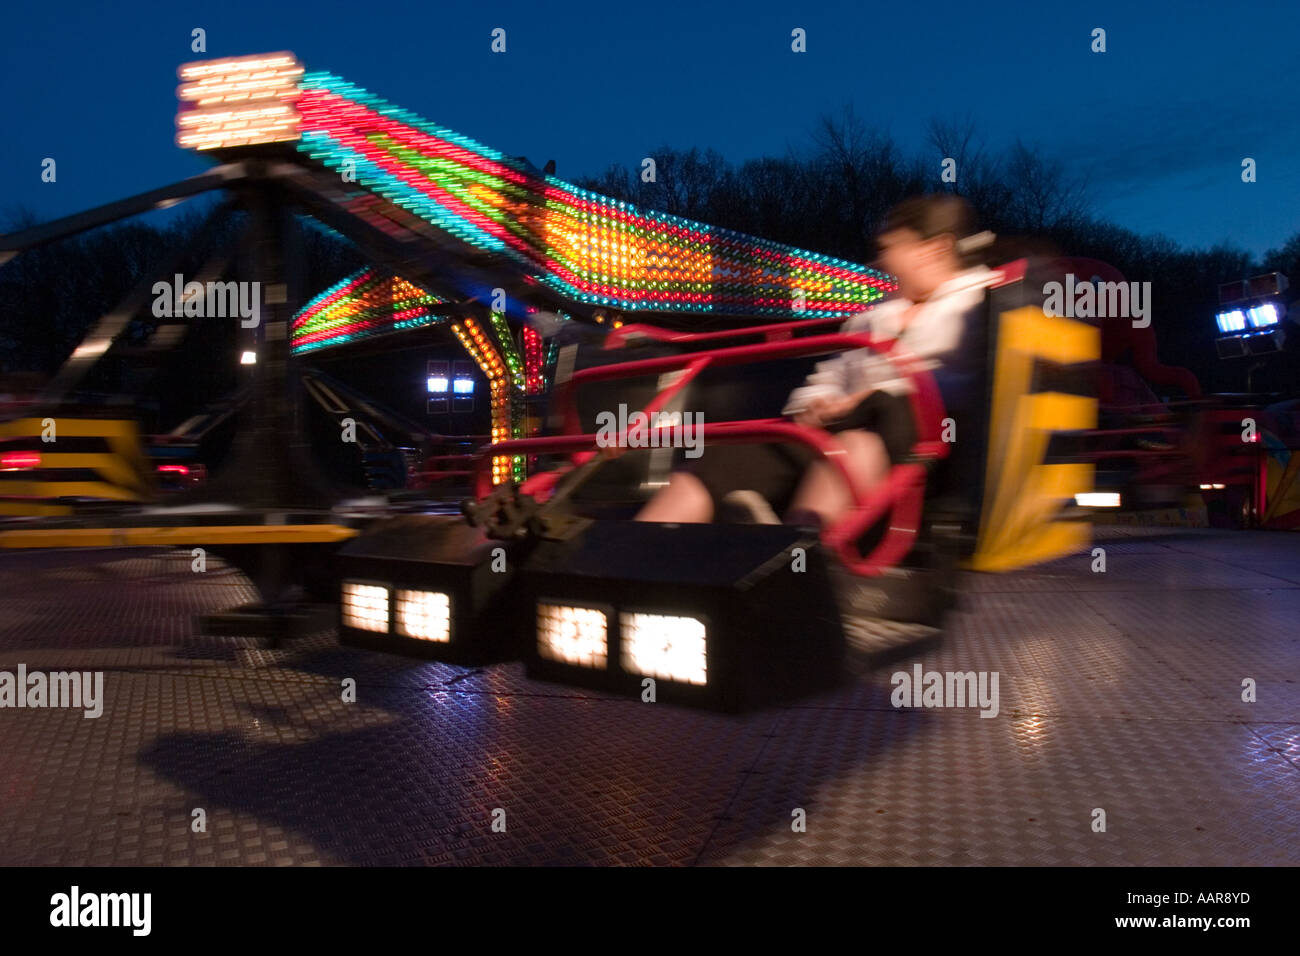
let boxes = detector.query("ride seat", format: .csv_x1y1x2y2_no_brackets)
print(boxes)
557,335,819,509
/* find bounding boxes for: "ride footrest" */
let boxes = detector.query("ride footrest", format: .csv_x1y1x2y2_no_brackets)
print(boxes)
840,615,942,673
828,559,953,626
827,558,948,671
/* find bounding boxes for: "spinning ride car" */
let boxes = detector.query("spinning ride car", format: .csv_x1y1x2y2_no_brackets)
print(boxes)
339,257,1103,709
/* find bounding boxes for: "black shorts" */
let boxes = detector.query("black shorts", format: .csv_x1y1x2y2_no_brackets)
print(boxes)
688,391,917,512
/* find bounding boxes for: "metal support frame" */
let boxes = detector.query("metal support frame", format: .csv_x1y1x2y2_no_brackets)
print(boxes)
38,199,241,403
0,165,249,260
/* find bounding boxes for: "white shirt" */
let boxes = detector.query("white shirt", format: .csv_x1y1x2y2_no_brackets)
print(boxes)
782,265,996,415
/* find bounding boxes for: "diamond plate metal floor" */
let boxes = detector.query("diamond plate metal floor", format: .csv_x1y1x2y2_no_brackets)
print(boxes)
1,529,1297,866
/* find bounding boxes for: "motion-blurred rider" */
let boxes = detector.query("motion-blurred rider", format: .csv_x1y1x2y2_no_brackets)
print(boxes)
635,194,997,530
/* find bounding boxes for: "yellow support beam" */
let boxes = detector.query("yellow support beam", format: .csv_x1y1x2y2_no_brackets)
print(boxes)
0,524,359,549
0,501,73,516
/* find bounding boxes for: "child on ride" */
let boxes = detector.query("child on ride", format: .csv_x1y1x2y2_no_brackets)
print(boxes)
635,194,997,529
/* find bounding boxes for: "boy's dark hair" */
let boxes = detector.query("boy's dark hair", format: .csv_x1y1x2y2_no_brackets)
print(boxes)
879,194,975,241
878,194,991,265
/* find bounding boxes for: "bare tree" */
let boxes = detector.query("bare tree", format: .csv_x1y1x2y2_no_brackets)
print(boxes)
635,146,729,220
926,115,1010,218
811,105,928,260
1000,140,1090,233
575,163,636,203
1262,232,1300,284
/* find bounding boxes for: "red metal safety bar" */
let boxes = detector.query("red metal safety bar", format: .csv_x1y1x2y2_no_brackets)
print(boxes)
473,329,951,576
603,316,847,350
555,331,946,449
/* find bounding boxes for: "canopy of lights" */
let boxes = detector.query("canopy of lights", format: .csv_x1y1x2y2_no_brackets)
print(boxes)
178,52,898,482
178,51,895,326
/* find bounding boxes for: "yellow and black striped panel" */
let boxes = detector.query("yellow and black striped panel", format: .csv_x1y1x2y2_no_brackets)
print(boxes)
970,292,1100,572
0,417,153,514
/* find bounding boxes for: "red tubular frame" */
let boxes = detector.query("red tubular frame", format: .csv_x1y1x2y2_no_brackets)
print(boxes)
515,354,715,498
473,328,950,576
603,316,846,350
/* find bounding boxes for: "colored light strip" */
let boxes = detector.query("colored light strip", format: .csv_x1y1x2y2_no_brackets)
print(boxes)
450,318,520,485
523,326,544,395
277,68,896,320
292,268,445,352
176,53,902,361
488,310,524,388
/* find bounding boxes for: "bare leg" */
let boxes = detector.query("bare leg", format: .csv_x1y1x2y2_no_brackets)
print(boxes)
787,429,889,526
634,471,715,523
